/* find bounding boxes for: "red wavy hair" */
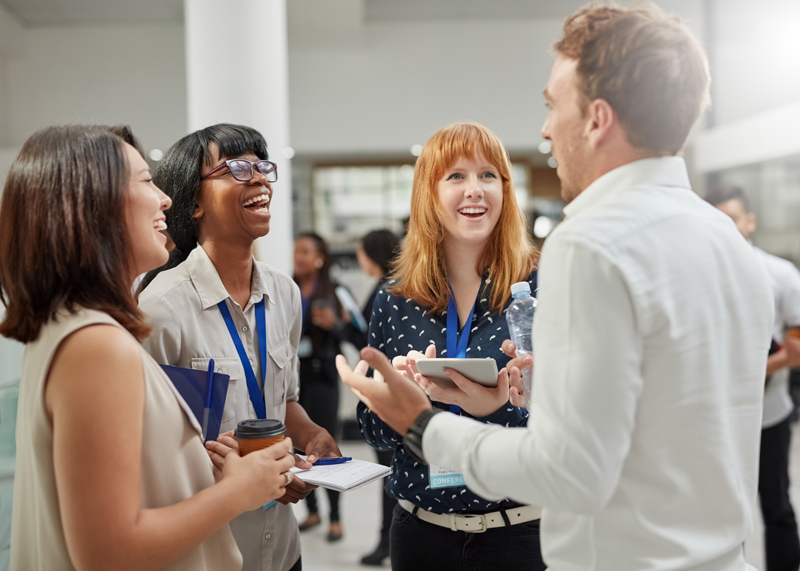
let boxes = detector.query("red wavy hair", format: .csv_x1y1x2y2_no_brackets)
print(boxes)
389,122,538,314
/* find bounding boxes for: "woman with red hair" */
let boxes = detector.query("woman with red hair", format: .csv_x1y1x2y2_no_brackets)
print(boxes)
357,122,544,570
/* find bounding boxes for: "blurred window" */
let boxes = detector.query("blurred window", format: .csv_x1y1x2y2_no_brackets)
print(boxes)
311,163,532,247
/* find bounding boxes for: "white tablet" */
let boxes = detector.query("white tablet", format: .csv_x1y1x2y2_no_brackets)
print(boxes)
415,358,499,389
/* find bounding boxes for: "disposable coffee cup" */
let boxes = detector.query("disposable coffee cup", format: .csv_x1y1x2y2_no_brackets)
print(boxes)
234,419,286,456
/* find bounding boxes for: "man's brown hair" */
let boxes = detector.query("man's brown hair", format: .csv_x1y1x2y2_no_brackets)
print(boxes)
0,125,151,343
554,2,710,154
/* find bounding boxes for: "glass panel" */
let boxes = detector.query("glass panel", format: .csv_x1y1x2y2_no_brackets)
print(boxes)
311,162,529,248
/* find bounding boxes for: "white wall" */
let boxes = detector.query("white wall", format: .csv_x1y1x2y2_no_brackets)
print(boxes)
1,0,705,159
708,0,800,127
287,0,703,156
6,24,186,154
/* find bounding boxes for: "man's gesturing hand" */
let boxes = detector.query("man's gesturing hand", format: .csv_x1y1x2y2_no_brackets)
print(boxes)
336,347,432,436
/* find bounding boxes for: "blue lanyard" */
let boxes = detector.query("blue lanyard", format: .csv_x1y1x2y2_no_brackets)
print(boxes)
446,287,476,415
217,297,268,420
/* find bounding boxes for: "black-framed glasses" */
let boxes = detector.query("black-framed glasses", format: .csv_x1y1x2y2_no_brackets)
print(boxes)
201,159,278,183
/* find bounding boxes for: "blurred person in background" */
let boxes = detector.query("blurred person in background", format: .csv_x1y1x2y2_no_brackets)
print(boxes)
0,125,296,571
292,232,350,542
139,124,342,571
356,122,542,571
352,229,401,566
337,4,777,570
707,183,800,571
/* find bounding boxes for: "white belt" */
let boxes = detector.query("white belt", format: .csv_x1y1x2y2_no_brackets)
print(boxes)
398,499,541,534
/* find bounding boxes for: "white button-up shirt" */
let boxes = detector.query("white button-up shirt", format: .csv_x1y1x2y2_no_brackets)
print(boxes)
754,246,800,427
139,245,302,571
424,157,774,570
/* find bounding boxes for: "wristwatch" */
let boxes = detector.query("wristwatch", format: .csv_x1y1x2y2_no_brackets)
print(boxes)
403,408,442,464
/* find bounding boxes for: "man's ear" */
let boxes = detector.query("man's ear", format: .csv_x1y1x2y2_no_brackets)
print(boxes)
193,203,204,220
585,98,617,148
746,212,757,235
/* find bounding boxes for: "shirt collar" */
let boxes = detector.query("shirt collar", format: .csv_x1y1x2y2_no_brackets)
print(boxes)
185,244,275,310
562,156,691,220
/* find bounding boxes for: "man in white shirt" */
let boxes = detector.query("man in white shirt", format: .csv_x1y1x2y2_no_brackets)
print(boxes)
337,4,775,571
706,183,800,571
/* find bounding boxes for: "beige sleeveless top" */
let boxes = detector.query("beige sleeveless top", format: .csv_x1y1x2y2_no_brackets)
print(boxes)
10,308,242,570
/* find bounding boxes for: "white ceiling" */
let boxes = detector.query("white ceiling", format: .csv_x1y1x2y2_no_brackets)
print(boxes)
1,0,589,27
366,0,591,22
0,0,184,25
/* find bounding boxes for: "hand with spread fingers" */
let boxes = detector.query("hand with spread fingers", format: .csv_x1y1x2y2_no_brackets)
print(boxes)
501,339,534,408
336,347,432,436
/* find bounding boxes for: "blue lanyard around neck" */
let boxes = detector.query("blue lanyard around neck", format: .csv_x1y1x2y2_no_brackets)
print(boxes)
217,297,268,420
446,287,476,415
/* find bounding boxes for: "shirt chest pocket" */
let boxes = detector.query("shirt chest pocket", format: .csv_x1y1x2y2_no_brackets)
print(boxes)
190,357,242,424
269,336,294,407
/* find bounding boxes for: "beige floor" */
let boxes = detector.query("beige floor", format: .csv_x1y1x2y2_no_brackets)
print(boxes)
295,425,800,571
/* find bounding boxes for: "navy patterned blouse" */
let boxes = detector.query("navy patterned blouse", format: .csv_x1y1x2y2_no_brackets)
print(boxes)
357,270,537,515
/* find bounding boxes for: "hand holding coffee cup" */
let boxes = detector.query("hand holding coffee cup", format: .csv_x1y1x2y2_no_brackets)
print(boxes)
231,419,318,505
218,436,296,513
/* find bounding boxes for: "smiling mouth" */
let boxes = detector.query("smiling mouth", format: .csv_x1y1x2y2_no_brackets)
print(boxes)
154,220,167,231
243,193,271,213
458,206,487,219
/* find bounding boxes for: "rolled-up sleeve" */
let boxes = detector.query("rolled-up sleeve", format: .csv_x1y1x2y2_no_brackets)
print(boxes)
423,232,643,515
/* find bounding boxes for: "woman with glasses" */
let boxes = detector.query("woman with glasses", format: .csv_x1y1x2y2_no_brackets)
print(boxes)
138,124,341,571
1,125,296,571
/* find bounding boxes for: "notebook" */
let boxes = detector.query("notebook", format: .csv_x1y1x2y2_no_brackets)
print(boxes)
160,364,230,443
291,458,392,492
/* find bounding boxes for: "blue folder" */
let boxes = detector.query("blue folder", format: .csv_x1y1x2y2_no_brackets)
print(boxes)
160,364,230,443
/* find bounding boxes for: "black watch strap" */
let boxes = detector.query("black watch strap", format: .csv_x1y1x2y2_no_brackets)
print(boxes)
403,408,442,464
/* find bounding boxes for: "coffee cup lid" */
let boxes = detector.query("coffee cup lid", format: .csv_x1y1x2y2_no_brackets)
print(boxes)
234,419,286,439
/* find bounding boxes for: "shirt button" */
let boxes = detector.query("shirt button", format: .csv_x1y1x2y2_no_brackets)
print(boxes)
242,326,249,332
265,533,272,540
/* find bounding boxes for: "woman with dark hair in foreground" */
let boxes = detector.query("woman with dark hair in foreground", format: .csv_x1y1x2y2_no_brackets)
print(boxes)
139,124,341,571
0,125,295,571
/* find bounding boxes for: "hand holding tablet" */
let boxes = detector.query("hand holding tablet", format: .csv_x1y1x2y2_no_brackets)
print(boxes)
415,358,499,388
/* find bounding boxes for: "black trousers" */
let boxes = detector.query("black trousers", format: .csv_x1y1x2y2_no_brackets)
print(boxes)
376,449,396,549
390,504,546,571
298,363,341,521
288,556,301,571
759,414,800,571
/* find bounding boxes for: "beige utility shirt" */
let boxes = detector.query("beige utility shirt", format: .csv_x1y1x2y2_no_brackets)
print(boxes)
139,245,302,571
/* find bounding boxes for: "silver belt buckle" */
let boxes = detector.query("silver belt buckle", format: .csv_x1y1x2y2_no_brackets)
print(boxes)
458,513,488,533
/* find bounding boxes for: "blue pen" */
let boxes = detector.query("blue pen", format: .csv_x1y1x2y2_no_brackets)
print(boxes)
202,359,215,441
314,457,352,466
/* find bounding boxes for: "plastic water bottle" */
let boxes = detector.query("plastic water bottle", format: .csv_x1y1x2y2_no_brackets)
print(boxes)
506,281,537,406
